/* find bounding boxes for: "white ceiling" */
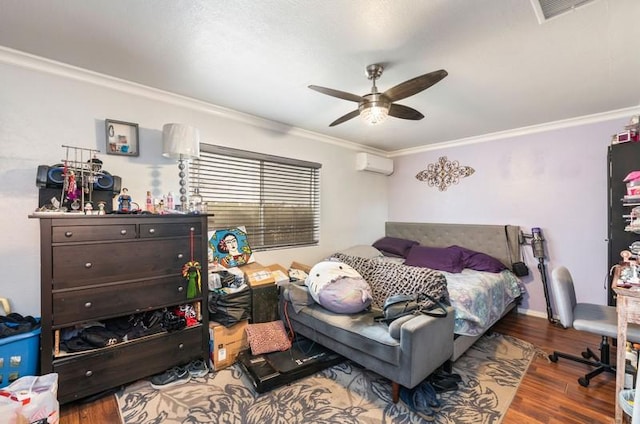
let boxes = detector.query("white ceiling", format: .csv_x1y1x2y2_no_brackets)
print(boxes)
1,0,639,153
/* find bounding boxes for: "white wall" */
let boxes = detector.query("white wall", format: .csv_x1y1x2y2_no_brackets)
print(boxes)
0,52,388,317
388,119,627,315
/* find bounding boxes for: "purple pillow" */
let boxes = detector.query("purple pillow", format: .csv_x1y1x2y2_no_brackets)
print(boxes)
404,245,464,273
372,237,418,258
448,245,507,273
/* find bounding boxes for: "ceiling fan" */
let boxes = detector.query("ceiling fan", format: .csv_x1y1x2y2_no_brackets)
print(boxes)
309,64,448,127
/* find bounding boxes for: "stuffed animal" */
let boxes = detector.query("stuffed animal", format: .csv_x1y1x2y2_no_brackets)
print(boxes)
305,260,372,314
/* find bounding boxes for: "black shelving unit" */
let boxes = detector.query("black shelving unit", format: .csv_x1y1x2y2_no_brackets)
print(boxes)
607,142,640,305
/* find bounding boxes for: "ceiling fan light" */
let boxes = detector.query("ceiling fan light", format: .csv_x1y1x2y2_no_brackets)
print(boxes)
360,103,390,125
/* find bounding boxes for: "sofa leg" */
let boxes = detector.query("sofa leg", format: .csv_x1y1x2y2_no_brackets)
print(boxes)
391,382,400,403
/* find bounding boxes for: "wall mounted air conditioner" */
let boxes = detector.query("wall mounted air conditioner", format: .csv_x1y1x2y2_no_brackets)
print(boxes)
355,152,394,176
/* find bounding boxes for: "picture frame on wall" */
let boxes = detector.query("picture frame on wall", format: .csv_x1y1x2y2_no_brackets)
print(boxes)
105,119,139,156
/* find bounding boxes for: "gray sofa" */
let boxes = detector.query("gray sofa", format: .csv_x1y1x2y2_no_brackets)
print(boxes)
280,283,454,403
279,222,523,403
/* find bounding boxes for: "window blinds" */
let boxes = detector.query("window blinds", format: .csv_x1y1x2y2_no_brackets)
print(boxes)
190,144,321,250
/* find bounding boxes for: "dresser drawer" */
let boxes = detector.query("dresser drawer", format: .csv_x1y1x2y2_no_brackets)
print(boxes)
52,224,137,243
52,239,202,289
140,222,202,239
54,326,203,403
52,276,192,325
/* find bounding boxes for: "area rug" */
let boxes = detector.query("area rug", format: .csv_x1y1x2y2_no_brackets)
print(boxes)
116,332,541,424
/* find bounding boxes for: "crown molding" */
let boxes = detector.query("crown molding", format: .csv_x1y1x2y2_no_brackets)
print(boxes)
2,46,636,160
389,106,640,157
0,46,387,156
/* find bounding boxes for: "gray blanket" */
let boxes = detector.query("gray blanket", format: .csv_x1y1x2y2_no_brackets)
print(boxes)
332,253,449,309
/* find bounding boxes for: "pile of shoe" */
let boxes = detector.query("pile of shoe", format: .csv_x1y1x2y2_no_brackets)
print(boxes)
400,369,462,421
427,369,462,393
149,359,209,389
400,381,442,422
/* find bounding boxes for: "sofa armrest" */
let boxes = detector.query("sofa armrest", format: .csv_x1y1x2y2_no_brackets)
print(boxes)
398,306,455,387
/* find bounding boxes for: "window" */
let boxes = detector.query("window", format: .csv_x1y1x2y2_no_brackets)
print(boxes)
190,144,321,250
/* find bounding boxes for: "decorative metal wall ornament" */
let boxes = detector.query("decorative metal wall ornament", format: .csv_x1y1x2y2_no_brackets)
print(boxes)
415,156,475,191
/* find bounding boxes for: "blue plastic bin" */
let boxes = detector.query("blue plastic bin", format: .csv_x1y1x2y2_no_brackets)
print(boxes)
0,326,41,388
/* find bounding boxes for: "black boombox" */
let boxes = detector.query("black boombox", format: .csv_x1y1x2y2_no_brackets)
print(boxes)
36,164,121,212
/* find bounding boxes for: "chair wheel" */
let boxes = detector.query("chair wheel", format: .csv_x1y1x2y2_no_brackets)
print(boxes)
578,377,589,387
581,351,591,360
549,353,558,363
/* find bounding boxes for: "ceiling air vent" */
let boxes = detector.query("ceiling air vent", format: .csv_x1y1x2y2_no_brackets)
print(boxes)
530,0,599,23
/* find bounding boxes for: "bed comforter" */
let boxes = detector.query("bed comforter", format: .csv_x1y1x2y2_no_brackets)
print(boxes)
333,253,522,337
442,269,522,336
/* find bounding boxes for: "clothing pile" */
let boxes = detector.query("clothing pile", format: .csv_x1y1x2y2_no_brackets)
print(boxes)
0,313,40,339
60,307,189,353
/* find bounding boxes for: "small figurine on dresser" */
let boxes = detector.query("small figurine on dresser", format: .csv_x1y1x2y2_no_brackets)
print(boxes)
118,188,132,212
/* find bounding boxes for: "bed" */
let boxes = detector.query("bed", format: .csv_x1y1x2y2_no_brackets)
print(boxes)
279,222,523,397
384,222,524,360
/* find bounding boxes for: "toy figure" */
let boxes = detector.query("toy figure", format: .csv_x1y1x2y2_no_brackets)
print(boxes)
65,170,80,202
118,188,132,212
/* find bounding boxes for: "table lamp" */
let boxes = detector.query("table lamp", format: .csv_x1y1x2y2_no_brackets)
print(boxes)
162,123,200,209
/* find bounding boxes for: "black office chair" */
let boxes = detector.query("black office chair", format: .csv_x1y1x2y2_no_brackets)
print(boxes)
548,266,640,387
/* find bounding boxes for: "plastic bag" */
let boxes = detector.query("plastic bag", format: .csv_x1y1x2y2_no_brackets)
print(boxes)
208,287,252,327
0,373,59,424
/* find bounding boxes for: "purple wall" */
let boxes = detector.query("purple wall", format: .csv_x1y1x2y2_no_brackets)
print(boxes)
388,117,629,314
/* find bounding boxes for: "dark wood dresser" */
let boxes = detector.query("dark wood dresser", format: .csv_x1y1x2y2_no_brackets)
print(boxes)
33,214,209,403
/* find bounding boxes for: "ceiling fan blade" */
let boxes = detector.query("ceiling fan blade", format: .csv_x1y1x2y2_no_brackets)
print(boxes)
329,110,360,127
389,104,424,120
383,69,448,102
309,85,365,103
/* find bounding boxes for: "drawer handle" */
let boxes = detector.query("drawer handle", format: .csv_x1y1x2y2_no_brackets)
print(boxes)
85,370,93,377
177,253,184,259
64,231,73,238
178,286,184,292
148,228,156,234
85,262,92,269
84,302,92,308
120,229,127,235
178,343,184,350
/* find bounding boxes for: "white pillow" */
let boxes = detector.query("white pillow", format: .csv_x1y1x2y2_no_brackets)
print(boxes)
337,245,383,259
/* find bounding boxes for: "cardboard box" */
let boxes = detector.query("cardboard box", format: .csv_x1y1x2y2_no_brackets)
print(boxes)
242,262,276,287
241,263,281,322
209,320,249,370
290,261,312,274
289,261,311,282
266,263,290,286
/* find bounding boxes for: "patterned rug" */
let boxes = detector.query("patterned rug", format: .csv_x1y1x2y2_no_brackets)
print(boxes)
116,332,540,424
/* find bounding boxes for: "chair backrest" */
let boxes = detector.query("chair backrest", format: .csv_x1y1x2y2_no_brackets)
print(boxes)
551,266,577,328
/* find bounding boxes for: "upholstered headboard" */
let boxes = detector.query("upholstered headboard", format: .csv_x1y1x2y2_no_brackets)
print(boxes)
385,222,521,268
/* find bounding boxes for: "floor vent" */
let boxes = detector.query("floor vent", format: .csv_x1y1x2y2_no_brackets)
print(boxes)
530,0,599,23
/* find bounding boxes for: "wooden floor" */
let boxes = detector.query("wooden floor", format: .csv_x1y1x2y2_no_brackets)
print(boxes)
60,312,619,423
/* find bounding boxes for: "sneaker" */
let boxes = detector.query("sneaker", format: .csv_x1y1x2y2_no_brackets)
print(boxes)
187,359,209,378
149,366,191,389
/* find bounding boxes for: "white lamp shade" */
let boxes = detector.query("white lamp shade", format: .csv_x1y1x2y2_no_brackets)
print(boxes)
162,123,200,159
